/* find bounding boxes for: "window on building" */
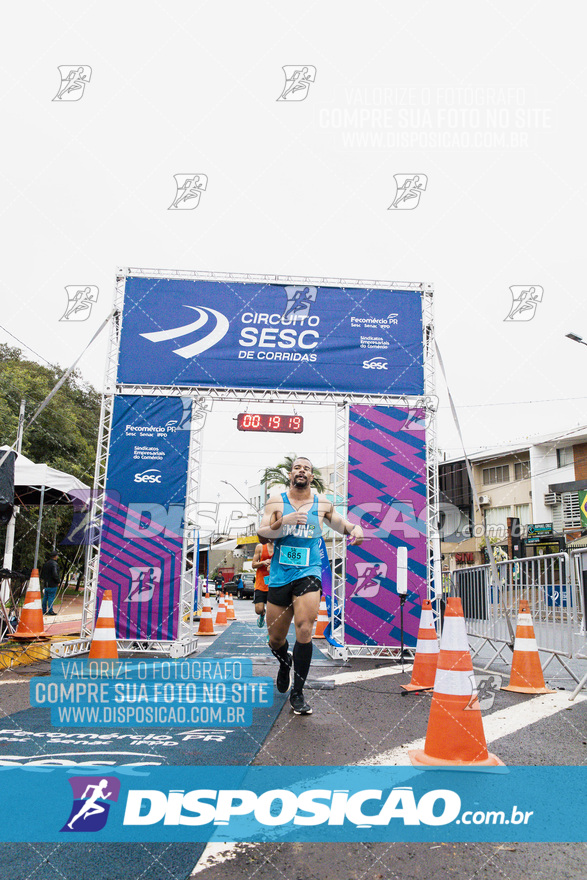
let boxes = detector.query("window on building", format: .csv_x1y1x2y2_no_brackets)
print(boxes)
482,465,510,485
513,504,530,527
562,492,581,529
556,447,574,468
514,461,531,481
439,461,471,508
484,506,511,536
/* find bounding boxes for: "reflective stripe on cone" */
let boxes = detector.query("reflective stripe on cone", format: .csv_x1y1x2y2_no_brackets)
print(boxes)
409,597,504,767
215,593,228,626
502,600,556,694
401,599,438,691
225,594,236,621
197,593,217,636
89,590,118,659
313,596,328,639
12,570,49,640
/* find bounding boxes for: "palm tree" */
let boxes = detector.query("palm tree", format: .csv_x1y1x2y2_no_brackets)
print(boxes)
260,455,326,493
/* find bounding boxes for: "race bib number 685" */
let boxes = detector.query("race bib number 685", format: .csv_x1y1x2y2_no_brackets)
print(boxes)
279,545,310,567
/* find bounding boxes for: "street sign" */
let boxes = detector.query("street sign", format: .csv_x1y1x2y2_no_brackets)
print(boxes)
527,523,553,537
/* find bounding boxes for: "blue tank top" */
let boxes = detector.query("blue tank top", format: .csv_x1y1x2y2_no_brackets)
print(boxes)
269,492,322,587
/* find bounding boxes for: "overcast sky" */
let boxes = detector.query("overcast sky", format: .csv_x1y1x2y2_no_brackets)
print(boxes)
2,1,587,509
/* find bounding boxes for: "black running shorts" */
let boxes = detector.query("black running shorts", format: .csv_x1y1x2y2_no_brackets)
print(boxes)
253,589,268,605
267,575,321,608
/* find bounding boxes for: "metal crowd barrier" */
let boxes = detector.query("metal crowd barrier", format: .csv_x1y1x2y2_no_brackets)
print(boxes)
452,552,585,680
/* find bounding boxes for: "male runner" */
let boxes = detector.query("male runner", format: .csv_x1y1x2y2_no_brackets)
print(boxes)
252,539,273,628
258,457,363,715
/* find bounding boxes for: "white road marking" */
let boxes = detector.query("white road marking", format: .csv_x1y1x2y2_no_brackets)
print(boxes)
189,668,415,872
191,842,257,874
360,691,587,765
316,665,413,685
189,689,585,872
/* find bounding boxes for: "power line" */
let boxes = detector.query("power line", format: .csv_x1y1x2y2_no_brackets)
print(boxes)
440,450,587,495
438,395,587,410
0,324,53,366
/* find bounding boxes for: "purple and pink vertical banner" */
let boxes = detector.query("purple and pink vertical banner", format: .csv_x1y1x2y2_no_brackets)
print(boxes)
345,405,427,648
97,395,191,640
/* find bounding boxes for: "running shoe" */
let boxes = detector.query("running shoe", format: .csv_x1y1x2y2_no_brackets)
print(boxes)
290,691,312,715
276,653,292,693
257,611,265,628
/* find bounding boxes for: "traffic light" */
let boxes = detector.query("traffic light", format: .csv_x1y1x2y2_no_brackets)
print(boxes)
0,450,15,525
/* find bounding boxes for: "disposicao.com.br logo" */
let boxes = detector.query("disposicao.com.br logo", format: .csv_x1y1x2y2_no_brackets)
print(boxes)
123,784,533,831
8,765,582,842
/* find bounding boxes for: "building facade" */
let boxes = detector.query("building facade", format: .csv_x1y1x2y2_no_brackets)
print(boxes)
440,426,587,570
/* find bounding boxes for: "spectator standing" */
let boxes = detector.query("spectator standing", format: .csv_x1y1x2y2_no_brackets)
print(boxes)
40,551,60,616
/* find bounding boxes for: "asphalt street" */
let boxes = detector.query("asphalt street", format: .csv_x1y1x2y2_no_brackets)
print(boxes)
1,598,586,880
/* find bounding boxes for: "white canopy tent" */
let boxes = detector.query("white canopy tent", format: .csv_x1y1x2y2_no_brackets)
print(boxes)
8,448,89,506
0,445,90,578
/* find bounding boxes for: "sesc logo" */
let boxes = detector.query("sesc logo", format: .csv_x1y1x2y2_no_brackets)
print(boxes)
362,357,388,370
134,469,162,484
140,305,229,359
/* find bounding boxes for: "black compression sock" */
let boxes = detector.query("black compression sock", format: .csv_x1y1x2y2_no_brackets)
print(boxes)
271,640,291,666
292,640,312,694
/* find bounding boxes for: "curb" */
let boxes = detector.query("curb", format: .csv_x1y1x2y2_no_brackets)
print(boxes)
0,636,80,670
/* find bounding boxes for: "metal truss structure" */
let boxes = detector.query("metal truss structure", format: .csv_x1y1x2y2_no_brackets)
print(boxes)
59,268,436,661
80,275,125,640
327,403,350,659
173,394,208,649
329,284,438,660
422,287,442,611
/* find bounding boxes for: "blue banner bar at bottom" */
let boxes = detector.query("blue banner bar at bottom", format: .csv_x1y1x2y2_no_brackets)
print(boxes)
0,766,584,843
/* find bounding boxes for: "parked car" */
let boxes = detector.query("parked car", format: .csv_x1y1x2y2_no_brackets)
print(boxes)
201,578,216,596
223,573,255,599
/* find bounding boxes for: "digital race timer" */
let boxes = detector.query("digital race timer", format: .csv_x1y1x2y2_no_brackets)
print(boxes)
236,413,304,434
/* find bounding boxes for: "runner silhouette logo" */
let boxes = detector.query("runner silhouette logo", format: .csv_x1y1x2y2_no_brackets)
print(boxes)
61,776,120,832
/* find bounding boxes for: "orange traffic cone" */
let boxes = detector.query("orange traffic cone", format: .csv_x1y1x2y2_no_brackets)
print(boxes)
410,597,503,767
88,590,118,659
502,600,556,694
225,593,236,621
11,570,49,640
401,599,439,692
215,592,228,626
313,596,329,639
197,593,217,636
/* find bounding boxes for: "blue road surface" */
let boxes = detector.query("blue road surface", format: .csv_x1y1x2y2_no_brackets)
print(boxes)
0,621,288,879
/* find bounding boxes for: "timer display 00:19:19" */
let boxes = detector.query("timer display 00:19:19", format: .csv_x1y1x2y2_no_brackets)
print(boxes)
236,413,304,433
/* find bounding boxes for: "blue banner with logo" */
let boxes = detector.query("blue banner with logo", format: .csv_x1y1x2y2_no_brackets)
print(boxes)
116,277,424,395
0,766,585,842
97,395,191,640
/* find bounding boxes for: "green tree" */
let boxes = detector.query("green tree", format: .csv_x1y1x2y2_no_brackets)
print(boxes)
260,455,326,493
0,343,101,576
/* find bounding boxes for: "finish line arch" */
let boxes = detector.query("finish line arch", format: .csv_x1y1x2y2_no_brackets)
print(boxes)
60,269,438,660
